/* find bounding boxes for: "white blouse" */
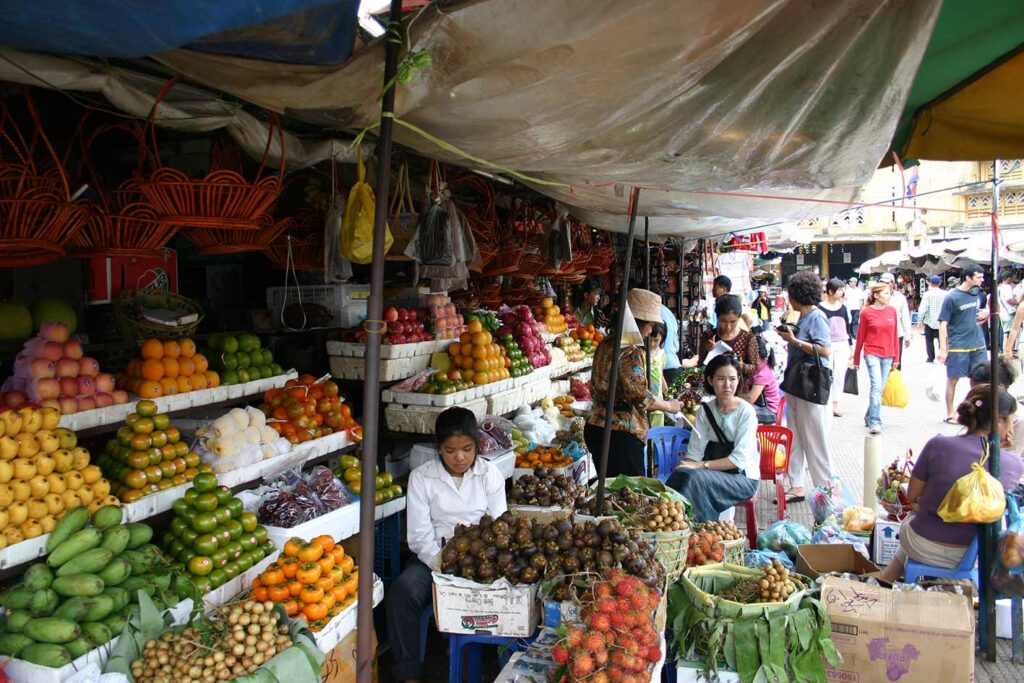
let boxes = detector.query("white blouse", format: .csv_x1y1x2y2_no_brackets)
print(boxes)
678,399,760,480
406,457,507,567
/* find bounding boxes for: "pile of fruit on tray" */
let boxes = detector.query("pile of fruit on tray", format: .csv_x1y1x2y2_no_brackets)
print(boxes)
96,400,209,503
335,454,403,503
686,521,746,568
554,335,585,362
257,466,352,527
250,535,358,630
533,298,569,334
206,333,285,385
568,324,603,355
540,395,576,417
515,444,575,469
0,406,120,548
258,375,359,445
422,319,513,391
498,306,551,368
507,470,586,508
117,337,217,399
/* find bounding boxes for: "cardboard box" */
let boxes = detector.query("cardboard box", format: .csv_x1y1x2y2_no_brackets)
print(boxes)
873,519,902,566
821,576,975,682
795,544,882,578
432,555,540,636
85,248,178,304
321,628,378,683
542,599,581,628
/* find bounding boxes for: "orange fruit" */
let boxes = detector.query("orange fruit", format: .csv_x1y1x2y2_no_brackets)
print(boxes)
126,359,142,378
138,380,163,398
190,374,208,390
473,359,487,372
459,333,472,346
193,354,209,373
161,357,179,379
449,343,462,358
162,340,181,359
176,376,193,394
140,358,165,382
472,346,487,360
178,338,196,358
467,319,483,334
159,378,178,396
471,332,487,346
177,357,196,377
205,371,220,388
141,339,163,360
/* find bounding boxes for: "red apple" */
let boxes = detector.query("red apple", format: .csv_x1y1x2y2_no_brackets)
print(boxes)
384,307,399,323
77,396,96,411
59,377,79,398
94,392,114,408
40,399,61,411
3,390,26,409
408,310,418,322
30,378,61,401
77,376,96,396
41,341,64,362
55,358,79,378
111,390,129,404
58,397,78,414
29,358,56,379
95,373,115,393
40,321,70,343
78,357,100,377
62,340,83,360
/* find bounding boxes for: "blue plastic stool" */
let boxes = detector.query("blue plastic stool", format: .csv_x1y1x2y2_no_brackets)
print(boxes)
418,606,434,662
646,427,691,482
448,632,536,683
904,534,979,583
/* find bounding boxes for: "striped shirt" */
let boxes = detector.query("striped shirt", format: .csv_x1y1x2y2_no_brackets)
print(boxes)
918,287,946,330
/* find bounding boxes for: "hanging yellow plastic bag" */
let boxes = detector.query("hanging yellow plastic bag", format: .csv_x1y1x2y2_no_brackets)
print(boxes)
881,368,909,408
938,442,1006,523
340,152,392,264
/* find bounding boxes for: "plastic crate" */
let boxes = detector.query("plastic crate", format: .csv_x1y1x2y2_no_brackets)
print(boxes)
374,514,404,586
266,284,369,328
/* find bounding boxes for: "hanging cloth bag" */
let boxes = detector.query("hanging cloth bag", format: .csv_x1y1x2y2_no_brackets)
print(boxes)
937,438,1006,523
881,368,909,408
340,151,392,264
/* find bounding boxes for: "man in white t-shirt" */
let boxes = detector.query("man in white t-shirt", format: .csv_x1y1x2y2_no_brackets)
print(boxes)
846,277,863,338
998,270,1016,330
879,272,912,349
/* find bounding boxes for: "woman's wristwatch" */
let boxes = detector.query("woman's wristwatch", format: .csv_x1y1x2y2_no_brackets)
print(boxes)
702,462,710,469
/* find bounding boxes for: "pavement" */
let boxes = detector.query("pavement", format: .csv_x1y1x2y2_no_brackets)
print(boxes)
743,328,1024,681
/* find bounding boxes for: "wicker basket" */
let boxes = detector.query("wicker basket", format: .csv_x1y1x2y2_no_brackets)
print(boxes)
680,563,808,619
641,527,692,581
183,213,290,256
265,210,325,270
113,289,204,341
718,537,746,566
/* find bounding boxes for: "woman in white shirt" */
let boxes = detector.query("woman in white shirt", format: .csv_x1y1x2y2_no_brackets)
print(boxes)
666,354,760,522
385,407,506,682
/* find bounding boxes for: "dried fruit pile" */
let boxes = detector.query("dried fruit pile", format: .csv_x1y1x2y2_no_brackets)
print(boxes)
438,513,664,587
717,560,798,603
551,570,662,682
508,470,586,508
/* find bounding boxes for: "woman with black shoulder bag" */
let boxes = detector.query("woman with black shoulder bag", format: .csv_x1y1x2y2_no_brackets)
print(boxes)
667,354,759,522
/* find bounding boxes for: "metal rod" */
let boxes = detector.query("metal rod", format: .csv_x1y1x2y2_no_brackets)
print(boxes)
644,217,650,290
596,187,641,512
356,1,402,680
981,159,1002,662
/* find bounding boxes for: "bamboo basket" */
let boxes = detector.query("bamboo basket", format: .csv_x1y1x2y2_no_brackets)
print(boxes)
641,527,692,581
679,563,808,619
113,290,204,340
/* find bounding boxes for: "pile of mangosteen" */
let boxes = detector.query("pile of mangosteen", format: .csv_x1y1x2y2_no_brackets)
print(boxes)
508,468,586,508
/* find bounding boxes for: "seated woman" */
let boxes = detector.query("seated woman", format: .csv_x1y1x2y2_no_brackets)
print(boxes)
879,385,1023,583
743,333,781,425
385,407,506,683
968,360,1024,457
666,354,760,522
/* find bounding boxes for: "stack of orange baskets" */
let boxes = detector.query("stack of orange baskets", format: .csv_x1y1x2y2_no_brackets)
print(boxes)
0,91,88,266
265,209,325,270
135,76,283,245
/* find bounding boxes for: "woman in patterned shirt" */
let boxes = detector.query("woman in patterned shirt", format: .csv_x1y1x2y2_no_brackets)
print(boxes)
584,289,683,477
683,295,761,384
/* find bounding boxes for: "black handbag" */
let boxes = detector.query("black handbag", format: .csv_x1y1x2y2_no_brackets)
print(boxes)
781,345,833,406
843,367,859,395
701,403,738,471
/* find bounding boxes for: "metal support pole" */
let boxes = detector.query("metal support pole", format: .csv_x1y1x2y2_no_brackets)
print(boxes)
357,1,402,680
981,159,1002,662
596,188,641,512
644,217,650,290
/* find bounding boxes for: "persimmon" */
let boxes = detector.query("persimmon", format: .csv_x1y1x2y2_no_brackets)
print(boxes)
267,584,291,602
302,601,327,622
300,585,324,604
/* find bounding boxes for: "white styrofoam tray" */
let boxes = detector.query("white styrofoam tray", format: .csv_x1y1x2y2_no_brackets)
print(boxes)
384,399,488,434
313,575,384,653
58,371,297,432
326,339,449,359
264,496,406,547
328,354,432,382
0,534,48,571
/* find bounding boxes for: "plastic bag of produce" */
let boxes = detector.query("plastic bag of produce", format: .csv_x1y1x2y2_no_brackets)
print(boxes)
993,497,1024,595
808,477,857,524
756,520,812,560
938,440,1006,523
341,151,392,264
324,185,353,283
811,518,870,559
881,368,909,408
842,506,877,532
744,549,794,571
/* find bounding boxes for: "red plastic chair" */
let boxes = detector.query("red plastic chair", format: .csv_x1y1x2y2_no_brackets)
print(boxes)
775,395,786,426
737,425,794,549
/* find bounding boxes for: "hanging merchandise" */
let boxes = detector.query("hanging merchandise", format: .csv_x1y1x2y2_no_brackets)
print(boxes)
715,250,753,295
386,157,418,261
322,161,353,282
937,439,1006,524
543,203,572,272
340,150,392,264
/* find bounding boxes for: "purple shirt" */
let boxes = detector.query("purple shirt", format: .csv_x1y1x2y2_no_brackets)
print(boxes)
910,434,1023,545
749,362,780,414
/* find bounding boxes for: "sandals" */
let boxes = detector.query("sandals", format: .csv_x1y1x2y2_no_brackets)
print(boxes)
942,417,958,425
774,490,806,505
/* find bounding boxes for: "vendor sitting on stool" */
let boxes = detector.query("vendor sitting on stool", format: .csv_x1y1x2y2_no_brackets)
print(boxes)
667,353,760,522
385,407,507,683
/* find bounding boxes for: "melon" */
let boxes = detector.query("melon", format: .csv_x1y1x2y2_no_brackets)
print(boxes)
0,302,33,340
30,298,77,334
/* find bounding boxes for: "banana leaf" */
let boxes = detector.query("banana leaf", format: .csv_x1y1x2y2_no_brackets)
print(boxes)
593,475,692,513
105,591,324,683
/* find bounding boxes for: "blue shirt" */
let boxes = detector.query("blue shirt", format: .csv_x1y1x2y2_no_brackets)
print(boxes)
938,288,986,351
660,304,681,369
788,307,832,369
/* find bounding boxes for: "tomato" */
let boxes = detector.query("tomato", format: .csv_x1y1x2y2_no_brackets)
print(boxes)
261,565,285,586
281,556,300,578
267,584,290,602
297,562,322,584
297,543,323,563
282,598,300,616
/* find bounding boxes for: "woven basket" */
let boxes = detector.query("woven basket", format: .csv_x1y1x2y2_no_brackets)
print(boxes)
184,214,290,256
641,527,692,581
265,210,325,270
718,538,746,566
113,289,204,341
680,563,808,619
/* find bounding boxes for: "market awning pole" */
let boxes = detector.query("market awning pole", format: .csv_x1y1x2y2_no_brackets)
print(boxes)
644,217,650,290
596,188,641,512
357,1,403,680
981,159,1002,662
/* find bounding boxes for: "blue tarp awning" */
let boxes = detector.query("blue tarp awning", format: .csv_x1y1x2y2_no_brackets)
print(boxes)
0,0,360,65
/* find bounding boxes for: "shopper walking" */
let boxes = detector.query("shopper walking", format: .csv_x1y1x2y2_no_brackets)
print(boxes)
938,263,990,423
879,272,912,351
918,275,945,363
851,283,901,434
776,270,833,503
819,278,852,417
585,288,683,476
846,277,863,339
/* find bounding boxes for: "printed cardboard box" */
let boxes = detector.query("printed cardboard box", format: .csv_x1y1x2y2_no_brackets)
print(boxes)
820,576,974,682
795,544,881,579
432,554,540,636
873,519,902,566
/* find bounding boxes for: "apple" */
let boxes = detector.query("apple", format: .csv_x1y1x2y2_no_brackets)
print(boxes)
384,307,399,323
40,399,61,411
55,358,80,378
78,357,100,377
58,397,78,415
77,396,96,411
95,373,115,393
111,390,129,404
29,358,56,379
30,378,60,401
408,310,418,322
41,341,64,362
40,321,70,343
94,392,114,408
3,391,26,409
59,377,79,398
77,376,96,396
62,340,83,360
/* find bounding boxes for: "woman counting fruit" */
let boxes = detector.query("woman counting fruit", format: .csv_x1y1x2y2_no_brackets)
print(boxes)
385,407,506,683
584,288,683,477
